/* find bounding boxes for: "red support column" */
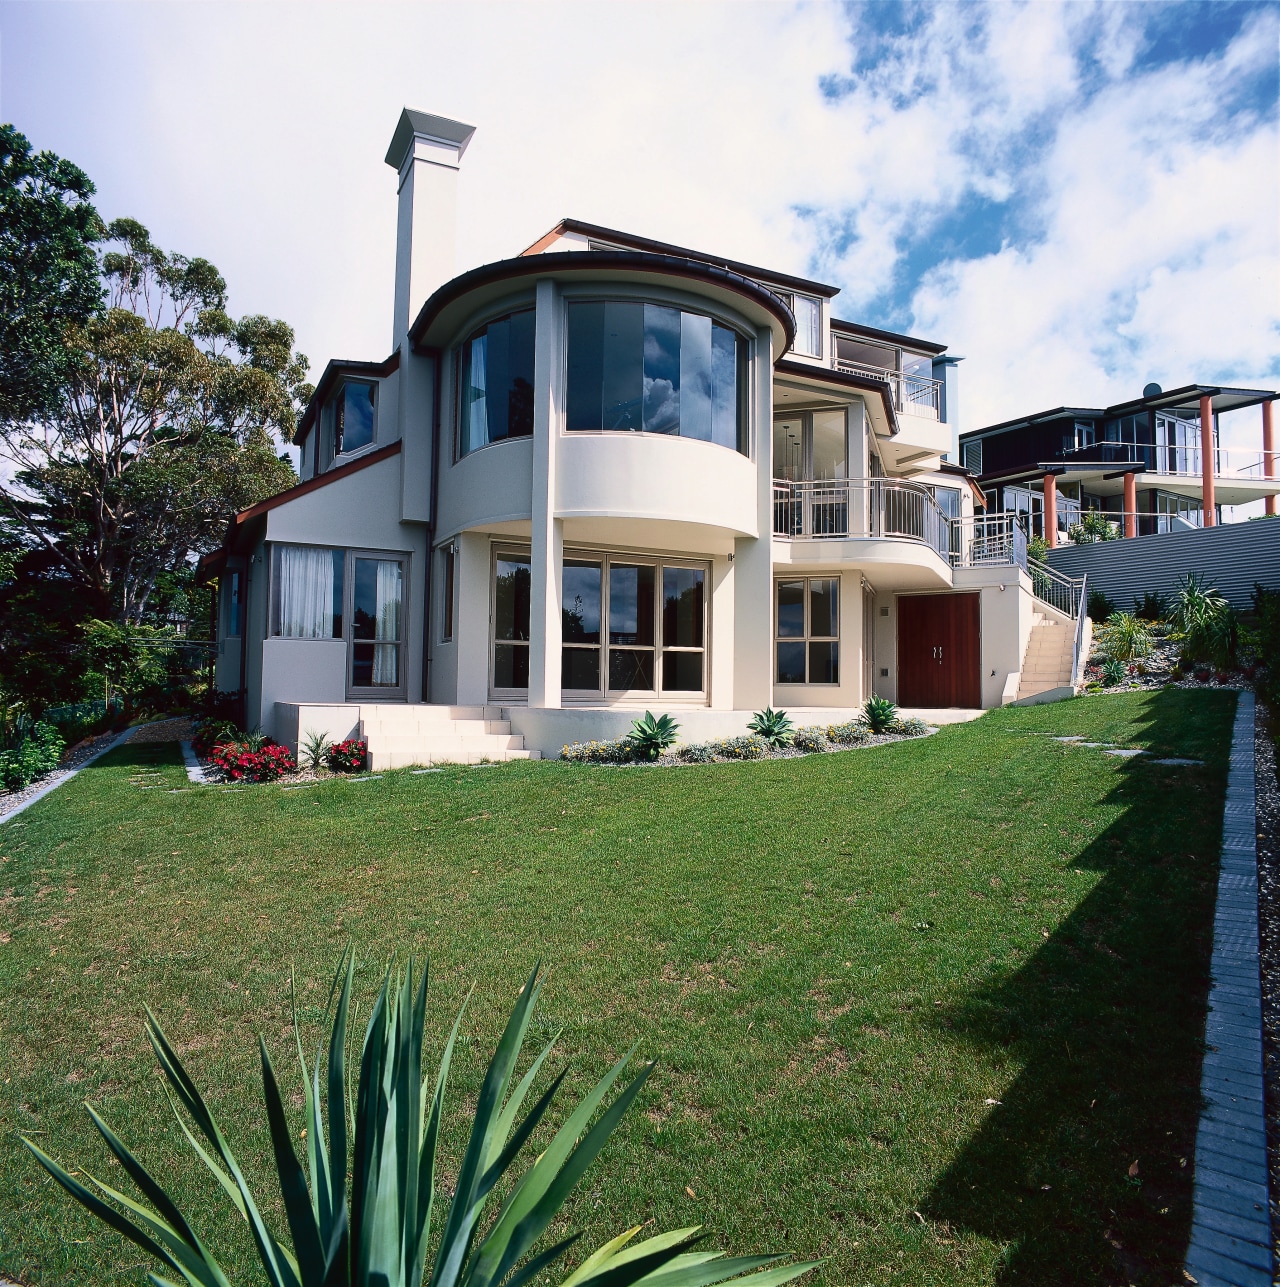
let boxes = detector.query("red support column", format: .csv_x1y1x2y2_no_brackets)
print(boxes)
1123,472,1137,538
1200,393,1217,527
1264,398,1276,518
1044,472,1058,548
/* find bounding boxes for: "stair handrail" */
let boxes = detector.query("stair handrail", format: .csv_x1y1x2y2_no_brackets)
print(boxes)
1073,572,1089,690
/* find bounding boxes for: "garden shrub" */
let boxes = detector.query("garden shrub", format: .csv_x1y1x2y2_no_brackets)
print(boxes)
1100,657,1126,687
325,738,368,773
1133,590,1171,622
891,717,930,737
863,696,897,734
793,726,829,754
675,741,717,764
747,706,794,748
0,722,65,790
1095,612,1153,662
711,733,769,760
192,718,241,758
1087,588,1117,621
207,740,295,783
825,719,870,746
561,738,635,764
628,711,680,760
1173,572,1236,669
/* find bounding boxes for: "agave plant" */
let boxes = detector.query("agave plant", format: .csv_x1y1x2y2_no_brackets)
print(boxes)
862,696,897,735
627,711,680,761
300,728,332,772
25,954,817,1287
746,708,794,749
1173,572,1236,669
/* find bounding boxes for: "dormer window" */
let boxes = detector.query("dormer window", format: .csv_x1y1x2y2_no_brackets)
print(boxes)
335,381,376,455
774,291,822,358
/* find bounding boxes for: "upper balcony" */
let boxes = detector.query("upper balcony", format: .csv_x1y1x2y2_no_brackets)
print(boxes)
1056,441,1268,478
832,357,943,419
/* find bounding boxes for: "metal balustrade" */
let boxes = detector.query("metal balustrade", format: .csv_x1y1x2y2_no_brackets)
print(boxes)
772,480,1031,571
831,359,942,418
1056,442,1269,478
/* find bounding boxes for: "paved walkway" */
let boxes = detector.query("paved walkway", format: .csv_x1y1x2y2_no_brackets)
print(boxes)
1186,691,1275,1286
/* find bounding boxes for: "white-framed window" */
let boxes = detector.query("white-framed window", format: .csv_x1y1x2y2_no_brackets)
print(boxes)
775,577,839,685
774,290,822,359
271,546,344,639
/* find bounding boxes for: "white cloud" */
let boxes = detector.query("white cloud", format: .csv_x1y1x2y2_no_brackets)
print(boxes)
1,0,1275,460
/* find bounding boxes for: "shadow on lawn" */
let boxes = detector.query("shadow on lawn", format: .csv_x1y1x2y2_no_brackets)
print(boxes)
922,690,1235,1286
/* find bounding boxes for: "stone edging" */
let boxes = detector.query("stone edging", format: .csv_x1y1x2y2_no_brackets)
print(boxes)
1186,691,1275,1285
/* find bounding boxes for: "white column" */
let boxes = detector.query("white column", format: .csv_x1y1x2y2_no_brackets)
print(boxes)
733,325,776,711
528,280,563,709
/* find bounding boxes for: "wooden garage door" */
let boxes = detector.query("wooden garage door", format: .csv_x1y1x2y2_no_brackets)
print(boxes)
897,593,981,708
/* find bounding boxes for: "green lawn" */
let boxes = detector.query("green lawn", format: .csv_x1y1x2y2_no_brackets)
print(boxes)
0,690,1237,1287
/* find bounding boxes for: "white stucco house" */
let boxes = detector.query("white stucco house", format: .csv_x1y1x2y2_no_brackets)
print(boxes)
202,108,1082,766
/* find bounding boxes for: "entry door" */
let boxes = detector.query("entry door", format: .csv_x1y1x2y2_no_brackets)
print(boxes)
897,593,980,708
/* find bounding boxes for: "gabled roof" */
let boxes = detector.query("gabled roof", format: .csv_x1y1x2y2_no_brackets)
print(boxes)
521,218,841,300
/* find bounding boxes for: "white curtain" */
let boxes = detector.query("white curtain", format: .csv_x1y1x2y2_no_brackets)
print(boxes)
372,561,402,685
466,334,488,454
277,546,336,638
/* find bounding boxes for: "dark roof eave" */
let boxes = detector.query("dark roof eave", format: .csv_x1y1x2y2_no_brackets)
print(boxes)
523,218,841,298
773,357,899,435
408,250,798,352
829,317,947,357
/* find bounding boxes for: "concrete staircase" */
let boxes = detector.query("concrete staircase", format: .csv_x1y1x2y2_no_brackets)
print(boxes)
1016,613,1077,704
359,705,541,770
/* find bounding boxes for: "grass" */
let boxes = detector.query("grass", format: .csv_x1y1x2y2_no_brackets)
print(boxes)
0,689,1237,1287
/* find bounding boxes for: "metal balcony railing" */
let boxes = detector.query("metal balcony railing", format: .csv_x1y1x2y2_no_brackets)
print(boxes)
1055,442,1269,478
772,480,1030,571
832,359,942,418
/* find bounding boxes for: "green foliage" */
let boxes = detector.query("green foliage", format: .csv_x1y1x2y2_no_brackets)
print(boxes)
1027,535,1050,563
192,717,241,758
1095,612,1153,663
1068,511,1121,544
81,618,177,711
1100,658,1127,687
747,707,795,748
891,717,930,737
1173,573,1236,669
0,719,64,789
792,727,829,754
2,216,304,625
863,696,898,734
0,124,104,423
824,719,870,746
300,728,332,772
1252,585,1280,708
1133,590,1171,622
26,952,816,1287
560,738,635,764
1087,588,1117,622
627,711,680,761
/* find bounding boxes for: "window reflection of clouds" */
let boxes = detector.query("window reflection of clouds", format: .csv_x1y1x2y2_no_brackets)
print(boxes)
562,561,601,643
567,300,745,452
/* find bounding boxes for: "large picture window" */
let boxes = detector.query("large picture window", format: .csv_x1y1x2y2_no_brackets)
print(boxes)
566,300,747,453
776,577,839,685
459,310,535,458
494,551,706,697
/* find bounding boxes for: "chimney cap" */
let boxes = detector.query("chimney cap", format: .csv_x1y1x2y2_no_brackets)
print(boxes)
385,108,477,171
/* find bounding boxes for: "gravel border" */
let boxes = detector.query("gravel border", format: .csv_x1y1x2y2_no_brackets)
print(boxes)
1185,692,1275,1286
1254,703,1280,1281
0,726,136,824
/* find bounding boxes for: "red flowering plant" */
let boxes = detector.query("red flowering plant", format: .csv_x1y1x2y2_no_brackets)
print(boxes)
207,740,296,783
326,738,367,773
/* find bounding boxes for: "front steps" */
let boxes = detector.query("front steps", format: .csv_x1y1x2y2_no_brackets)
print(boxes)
359,705,542,770
1016,613,1077,704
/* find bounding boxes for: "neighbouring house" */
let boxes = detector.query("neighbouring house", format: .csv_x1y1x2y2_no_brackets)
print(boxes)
201,108,1081,767
959,385,1280,544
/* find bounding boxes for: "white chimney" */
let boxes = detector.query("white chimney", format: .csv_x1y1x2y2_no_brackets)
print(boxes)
385,109,476,348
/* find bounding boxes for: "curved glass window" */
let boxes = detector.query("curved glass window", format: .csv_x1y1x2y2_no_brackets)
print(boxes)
458,310,535,458
566,301,747,453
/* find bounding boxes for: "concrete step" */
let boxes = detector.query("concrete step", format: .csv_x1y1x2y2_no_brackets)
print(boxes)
358,704,504,721
361,718,512,736
367,748,541,770
368,733,526,753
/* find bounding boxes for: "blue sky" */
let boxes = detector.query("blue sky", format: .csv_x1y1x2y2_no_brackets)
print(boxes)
1,0,1276,452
